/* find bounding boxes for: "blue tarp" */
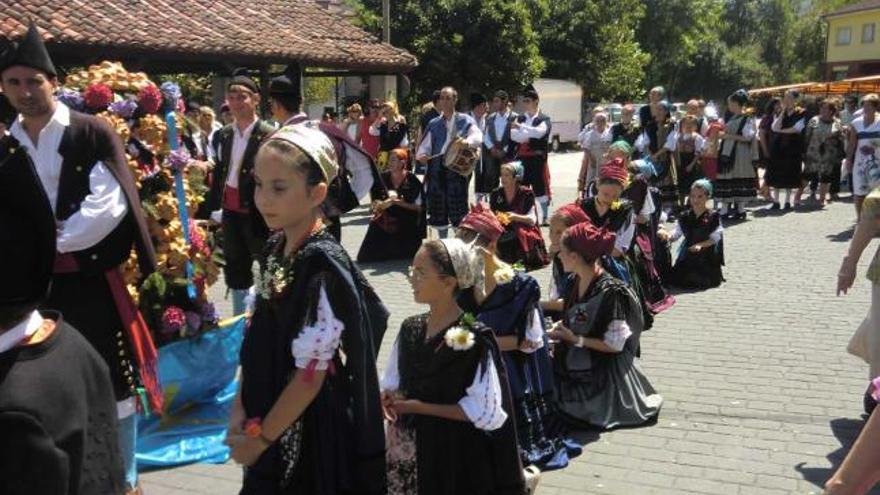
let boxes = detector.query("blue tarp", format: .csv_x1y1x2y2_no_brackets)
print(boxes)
136,316,245,468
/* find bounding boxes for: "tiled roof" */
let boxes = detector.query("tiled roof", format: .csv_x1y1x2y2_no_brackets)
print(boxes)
0,0,417,72
826,0,880,18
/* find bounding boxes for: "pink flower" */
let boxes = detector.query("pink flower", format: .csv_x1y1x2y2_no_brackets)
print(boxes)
138,84,163,114
189,221,210,256
161,306,187,334
83,83,114,111
872,377,880,402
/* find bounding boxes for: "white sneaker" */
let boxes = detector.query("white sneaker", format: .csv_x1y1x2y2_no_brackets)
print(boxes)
524,465,541,494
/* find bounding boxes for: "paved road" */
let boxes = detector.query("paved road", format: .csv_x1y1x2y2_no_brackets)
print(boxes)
142,152,880,494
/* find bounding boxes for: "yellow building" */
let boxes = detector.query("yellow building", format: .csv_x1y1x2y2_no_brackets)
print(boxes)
825,0,880,79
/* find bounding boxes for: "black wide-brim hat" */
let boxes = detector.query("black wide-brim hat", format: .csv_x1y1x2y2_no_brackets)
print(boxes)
0,22,57,78
0,143,56,309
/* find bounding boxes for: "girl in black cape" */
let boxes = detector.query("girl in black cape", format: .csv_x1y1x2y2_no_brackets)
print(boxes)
659,179,725,290
225,126,388,495
381,238,526,495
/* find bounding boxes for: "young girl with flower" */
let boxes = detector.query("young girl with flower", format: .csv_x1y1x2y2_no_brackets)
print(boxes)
225,125,388,495
381,238,525,495
456,206,582,474
549,222,663,429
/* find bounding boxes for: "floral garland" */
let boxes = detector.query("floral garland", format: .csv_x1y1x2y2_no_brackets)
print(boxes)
62,61,221,344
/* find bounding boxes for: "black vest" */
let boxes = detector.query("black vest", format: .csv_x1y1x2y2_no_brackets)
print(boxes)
516,112,552,154
205,119,275,214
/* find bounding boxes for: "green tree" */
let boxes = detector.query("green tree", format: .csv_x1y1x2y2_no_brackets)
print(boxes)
350,0,543,108
636,0,724,97
533,0,649,101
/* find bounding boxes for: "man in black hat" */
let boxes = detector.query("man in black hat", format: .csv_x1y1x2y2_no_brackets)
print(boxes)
203,68,275,315
268,63,307,127
483,90,518,198
511,83,553,224
0,23,157,494
0,151,125,495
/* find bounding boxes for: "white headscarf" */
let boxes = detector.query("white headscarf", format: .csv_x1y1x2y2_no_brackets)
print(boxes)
439,238,479,289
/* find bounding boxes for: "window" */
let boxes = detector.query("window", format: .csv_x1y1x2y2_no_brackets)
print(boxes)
863,23,876,43
837,26,852,45
832,69,849,81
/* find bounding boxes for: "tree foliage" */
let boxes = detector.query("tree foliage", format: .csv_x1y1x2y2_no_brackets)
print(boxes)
348,0,866,106
351,0,543,107
533,0,649,101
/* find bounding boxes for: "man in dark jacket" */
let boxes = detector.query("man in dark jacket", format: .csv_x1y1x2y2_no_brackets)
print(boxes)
0,23,157,494
0,140,125,495
203,69,275,315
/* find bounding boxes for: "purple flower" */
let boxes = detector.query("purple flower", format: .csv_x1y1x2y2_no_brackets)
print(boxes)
861,144,877,156
166,148,191,172
109,99,138,119
160,82,181,111
185,311,203,331
56,88,84,111
161,306,187,334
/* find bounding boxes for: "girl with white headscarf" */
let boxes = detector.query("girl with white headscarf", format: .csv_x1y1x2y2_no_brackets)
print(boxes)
381,238,527,495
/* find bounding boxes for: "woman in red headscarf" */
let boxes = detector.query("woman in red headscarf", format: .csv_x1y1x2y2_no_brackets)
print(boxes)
542,203,590,320
548,222,663,430
455,205,582,474
490,161,550,270
357,148,426,263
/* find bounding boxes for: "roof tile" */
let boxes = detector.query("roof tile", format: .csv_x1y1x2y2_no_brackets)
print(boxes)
0,0,417,72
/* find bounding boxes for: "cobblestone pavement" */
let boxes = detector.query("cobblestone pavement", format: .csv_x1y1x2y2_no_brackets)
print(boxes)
142,152,880,494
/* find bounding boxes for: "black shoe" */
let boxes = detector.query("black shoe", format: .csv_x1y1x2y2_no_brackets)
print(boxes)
735,211,747,220
865,386,877,415
770,202,780,210
784,203,792,210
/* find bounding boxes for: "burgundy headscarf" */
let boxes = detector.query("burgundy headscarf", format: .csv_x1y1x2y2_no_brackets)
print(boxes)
554,202,590,227
564,221,616,261
459,202,504,242
599,157,629,185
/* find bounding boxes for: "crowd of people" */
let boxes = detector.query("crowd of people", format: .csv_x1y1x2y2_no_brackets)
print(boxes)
2,23,880,495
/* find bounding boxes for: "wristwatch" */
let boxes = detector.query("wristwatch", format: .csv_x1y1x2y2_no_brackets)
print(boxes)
574,336,586,348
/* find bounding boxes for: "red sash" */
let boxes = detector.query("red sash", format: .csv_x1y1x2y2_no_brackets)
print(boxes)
54,253,163,415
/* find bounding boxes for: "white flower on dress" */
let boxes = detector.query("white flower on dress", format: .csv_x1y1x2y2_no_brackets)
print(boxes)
444,326,475,351
493,265,515,285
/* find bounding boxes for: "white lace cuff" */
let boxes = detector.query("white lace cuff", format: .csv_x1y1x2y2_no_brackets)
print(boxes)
458,358,507,431
603,319,632,352
291,284,344,370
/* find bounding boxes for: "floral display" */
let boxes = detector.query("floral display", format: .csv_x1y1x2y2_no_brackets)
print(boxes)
62,61,222,345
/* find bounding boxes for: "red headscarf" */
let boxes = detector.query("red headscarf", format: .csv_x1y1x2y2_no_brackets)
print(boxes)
459,202,504,242
554,202,589,227
564,221,616,261
599,157,628,185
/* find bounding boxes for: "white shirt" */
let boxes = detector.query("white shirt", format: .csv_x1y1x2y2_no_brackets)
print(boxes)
0,310,43,354
380,333,508,431
771,113,805,133
225,119,258,188
668,215,724,244
416,112,483,158
10,102,128,253
484,111,512,149
664,131,706,154
291,284,344,371
510,112,549,143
